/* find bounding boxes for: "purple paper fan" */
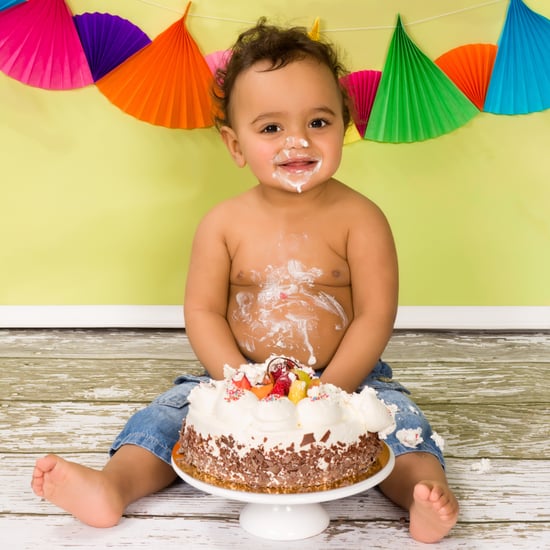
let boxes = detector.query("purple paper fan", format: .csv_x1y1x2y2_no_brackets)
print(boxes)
74,12,151,82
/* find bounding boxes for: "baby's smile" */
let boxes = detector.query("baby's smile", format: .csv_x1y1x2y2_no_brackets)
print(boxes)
271,138,322,193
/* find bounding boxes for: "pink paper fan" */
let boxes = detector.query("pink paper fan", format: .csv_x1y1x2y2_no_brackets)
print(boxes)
204,49,231,75
340,70,382,137
0,0,92,89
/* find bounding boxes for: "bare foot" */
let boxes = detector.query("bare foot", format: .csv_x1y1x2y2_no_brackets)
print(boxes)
31,454,125,527
409,481,459,543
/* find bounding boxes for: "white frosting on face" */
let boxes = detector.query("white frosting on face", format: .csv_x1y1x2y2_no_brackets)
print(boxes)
185,360,396,453
271,136,322,193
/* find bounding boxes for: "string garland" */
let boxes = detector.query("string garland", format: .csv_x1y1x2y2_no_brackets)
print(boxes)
132,0,506,31
1,0,549,142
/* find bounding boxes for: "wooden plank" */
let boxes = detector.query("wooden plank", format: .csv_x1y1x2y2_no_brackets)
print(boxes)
3,358,549,404
1,401,547,458
2,329,550,362
1,358,199,403
0,329,192,360
0,516,548,550
3,454,549,523
2,329,548,549
384,331,550,363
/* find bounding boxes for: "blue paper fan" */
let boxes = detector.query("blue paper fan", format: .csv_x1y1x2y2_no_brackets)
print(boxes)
484,0,550,114
73,12,151,82
0,0,26,11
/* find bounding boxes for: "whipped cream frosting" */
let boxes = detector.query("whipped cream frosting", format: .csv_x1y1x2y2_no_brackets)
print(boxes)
185,360,396,456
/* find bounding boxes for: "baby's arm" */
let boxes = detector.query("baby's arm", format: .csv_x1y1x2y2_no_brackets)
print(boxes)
184,207,248,380
320,200,398,393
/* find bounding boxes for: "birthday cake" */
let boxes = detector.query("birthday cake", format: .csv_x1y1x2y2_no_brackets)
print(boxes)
174,357,395,493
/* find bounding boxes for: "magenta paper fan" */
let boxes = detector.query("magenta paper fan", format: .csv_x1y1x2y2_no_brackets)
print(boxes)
0,0,92,89
74,13,151,82
0,0,26,11
204,49,232,75
340,70,382,137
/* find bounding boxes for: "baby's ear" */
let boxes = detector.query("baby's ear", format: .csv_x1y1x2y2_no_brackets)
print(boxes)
220,126,246,168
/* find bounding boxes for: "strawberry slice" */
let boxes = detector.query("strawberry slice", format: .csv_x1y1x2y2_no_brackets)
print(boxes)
232,373,251,390
269,372,293,396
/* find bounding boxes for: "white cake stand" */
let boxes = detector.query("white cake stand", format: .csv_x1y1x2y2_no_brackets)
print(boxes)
171,443,394,541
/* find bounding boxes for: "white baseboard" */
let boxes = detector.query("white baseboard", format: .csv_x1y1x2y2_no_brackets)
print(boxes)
394,306,549,330
0,305,548,330
0,306,184,329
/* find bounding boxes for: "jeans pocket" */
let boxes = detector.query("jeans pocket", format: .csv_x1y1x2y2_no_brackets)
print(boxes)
155,374,210,409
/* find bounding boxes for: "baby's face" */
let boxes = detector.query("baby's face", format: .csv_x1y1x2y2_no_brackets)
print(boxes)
222,57,345,194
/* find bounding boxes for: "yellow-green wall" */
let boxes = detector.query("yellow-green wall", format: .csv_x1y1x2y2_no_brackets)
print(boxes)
1,0,549,306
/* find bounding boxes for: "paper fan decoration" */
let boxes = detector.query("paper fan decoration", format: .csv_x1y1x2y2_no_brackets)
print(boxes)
365,16,479,143
0,0,93,89
484,0,550,114
340,70,382,137
74,13,151,82
435,44,497,110
96,3,214,129
308,17,321,41
344,122,362,145
205,49,231,75
0,0,26,11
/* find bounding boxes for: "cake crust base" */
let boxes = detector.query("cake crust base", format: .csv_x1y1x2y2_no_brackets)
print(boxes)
173,441,391,494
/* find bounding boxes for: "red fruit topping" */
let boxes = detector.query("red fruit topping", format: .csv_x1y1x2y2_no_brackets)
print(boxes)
267,356,299,381
232,373,251,390
269,372,294,396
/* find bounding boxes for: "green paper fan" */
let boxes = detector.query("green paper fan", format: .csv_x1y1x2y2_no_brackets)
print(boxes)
365,15,479,143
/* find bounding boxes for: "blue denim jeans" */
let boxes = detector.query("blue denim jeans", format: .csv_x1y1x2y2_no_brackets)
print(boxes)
110,360,445,468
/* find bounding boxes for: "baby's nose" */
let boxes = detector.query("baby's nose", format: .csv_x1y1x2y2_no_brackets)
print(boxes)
284,136,309,149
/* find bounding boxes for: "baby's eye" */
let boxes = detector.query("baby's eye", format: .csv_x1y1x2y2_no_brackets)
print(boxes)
261,124,281,134
309,118,329,129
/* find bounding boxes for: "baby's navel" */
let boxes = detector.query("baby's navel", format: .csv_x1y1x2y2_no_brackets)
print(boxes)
332,270,341,278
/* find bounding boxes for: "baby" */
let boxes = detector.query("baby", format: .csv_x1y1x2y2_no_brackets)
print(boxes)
32,19,458,543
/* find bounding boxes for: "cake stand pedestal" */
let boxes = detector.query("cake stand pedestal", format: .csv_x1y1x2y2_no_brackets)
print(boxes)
172,443,394,541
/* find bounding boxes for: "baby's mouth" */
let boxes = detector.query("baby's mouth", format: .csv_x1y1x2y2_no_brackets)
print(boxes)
272,152,322,193
276,158,320,173
273,151,321,173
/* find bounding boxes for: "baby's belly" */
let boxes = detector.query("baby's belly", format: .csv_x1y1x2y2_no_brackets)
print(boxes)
228,287,351,368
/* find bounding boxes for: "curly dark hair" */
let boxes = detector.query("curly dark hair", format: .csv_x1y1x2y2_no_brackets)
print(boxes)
213,18,351,131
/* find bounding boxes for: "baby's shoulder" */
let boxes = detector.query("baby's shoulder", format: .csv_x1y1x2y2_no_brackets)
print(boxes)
196,191,256,236
330,181,386,219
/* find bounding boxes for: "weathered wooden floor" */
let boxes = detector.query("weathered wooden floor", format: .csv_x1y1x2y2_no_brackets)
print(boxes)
1,329,549,549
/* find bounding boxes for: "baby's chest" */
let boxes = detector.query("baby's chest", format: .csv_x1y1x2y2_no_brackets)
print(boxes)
228,226,350,286
231,255,350,288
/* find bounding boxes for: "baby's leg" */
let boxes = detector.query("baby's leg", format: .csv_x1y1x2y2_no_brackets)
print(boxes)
31,445,176,527
378,452,459,543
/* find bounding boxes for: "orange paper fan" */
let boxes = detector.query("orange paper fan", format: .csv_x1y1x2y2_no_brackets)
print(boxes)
96,3,213,129
435,44,497,110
